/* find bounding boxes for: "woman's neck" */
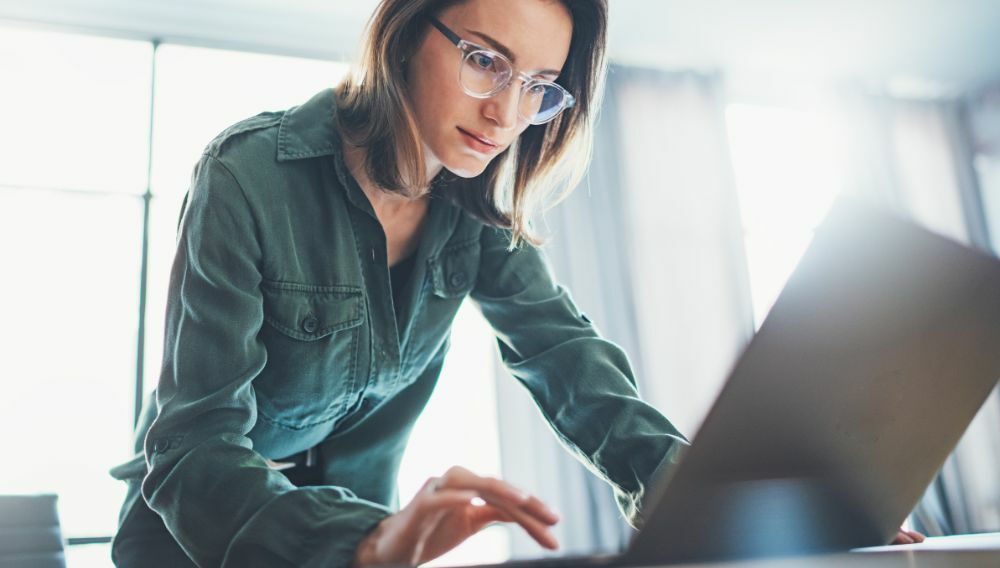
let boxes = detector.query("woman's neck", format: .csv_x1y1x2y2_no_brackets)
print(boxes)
341,144,443,211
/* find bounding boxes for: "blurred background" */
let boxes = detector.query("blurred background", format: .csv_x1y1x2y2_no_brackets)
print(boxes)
0,0,998,566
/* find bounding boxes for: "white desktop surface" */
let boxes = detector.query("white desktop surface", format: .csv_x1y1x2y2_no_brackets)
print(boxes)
628,533,1000,568
63,533,1000,567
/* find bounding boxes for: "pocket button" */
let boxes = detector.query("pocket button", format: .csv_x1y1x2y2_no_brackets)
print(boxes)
449,271,468,288
301,314,319,333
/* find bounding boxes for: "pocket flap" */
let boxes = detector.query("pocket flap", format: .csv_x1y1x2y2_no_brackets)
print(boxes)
109,455,147,481
261,281,365,340
429,239,481,299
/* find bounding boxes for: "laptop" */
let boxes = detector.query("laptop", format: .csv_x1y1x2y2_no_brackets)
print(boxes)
455,196,1000,567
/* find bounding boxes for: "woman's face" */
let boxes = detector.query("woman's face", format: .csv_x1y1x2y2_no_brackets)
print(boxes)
407,0,573,179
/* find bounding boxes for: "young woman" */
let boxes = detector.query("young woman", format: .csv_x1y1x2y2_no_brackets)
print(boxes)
110,0,684,565
109,0,921,565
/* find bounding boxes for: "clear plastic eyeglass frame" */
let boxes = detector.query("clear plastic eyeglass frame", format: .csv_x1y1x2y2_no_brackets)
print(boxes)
427,16,576,125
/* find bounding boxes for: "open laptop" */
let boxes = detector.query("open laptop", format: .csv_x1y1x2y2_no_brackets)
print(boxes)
456,196,1000,567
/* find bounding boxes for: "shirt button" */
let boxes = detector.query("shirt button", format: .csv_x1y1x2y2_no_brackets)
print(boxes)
301,314,319,333
449,271,467,288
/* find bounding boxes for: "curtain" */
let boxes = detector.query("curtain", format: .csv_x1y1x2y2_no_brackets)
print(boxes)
607,68,755,436
969,85,1000,256
837,85,1000,534
493,66,755,557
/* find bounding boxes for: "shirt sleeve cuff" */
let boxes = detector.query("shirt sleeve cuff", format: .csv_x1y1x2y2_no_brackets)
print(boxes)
221,486,392,568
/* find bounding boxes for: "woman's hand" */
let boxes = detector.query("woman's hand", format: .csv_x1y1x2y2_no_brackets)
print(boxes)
891,528,926,545
352,465,560,567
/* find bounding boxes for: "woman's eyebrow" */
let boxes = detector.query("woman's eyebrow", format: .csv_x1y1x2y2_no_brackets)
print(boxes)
465,28,561,77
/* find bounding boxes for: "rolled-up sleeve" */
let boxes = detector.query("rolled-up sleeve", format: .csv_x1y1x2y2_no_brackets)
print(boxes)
141,153,389,567
471,227,689,529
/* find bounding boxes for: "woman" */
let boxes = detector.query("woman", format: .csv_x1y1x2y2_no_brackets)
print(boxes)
111,0,684,566
109,0,921,566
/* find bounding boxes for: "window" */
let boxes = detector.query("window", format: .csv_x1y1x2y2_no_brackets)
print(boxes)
0,27,152,195
724,102,847,326
0,26,152,540
974,155,1000,253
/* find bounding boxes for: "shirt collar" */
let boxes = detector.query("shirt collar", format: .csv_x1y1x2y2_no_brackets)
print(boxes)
276,88,466,250
276,88,342,162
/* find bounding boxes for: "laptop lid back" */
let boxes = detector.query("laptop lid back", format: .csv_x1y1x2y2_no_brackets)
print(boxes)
625,198,1000,565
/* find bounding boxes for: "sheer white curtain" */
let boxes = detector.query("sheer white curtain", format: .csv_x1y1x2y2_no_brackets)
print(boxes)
969,85,1000,255
608,68,755,435
837,86,1000,534
493,66,754,557
960,83,1000,532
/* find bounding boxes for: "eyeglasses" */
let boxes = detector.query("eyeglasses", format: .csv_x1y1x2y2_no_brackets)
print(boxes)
427,16,576,126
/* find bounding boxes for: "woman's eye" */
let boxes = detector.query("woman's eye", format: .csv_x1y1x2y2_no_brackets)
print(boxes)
473,53,495,70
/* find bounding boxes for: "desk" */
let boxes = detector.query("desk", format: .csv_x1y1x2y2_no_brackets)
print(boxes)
635,533,1000,568
481,534,1000,568
64,534,1000,567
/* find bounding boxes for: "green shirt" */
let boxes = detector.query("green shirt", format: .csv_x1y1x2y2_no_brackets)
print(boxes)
111,88,688,567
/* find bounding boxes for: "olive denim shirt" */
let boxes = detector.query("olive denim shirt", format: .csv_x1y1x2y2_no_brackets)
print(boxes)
110,88,688,567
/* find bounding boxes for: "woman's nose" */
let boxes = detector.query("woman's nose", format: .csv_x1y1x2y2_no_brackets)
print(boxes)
482,84,521,130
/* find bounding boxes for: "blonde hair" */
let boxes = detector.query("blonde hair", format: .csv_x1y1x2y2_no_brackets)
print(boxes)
336,0,608,247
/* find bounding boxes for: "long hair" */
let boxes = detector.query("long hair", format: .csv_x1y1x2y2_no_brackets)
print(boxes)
336,0,609,247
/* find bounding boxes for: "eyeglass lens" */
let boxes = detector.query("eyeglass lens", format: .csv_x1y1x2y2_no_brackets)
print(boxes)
460,49,567,124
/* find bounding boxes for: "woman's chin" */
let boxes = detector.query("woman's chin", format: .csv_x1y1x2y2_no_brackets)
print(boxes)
443,157,491,179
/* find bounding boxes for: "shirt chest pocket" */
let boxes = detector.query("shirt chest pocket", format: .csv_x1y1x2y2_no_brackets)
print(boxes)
255,281,367,430
428,238,480,299
407,238,481,365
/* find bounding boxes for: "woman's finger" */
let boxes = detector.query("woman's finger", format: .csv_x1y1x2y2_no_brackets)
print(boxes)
466,502,515,530
441,467,529,503
421,486,559,550
430,467,560,549
519,493,560,525
473,486,560,528
472,493,560,550
438,468,560,525
419,489,481,511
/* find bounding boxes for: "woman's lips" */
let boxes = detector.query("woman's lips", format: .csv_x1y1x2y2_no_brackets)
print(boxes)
458,127,499,154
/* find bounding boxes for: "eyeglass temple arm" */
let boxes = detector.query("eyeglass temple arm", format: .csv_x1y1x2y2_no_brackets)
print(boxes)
428,16,463,47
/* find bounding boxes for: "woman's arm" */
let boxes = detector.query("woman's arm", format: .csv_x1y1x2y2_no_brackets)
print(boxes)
141,153,390,567
470,227,689,529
